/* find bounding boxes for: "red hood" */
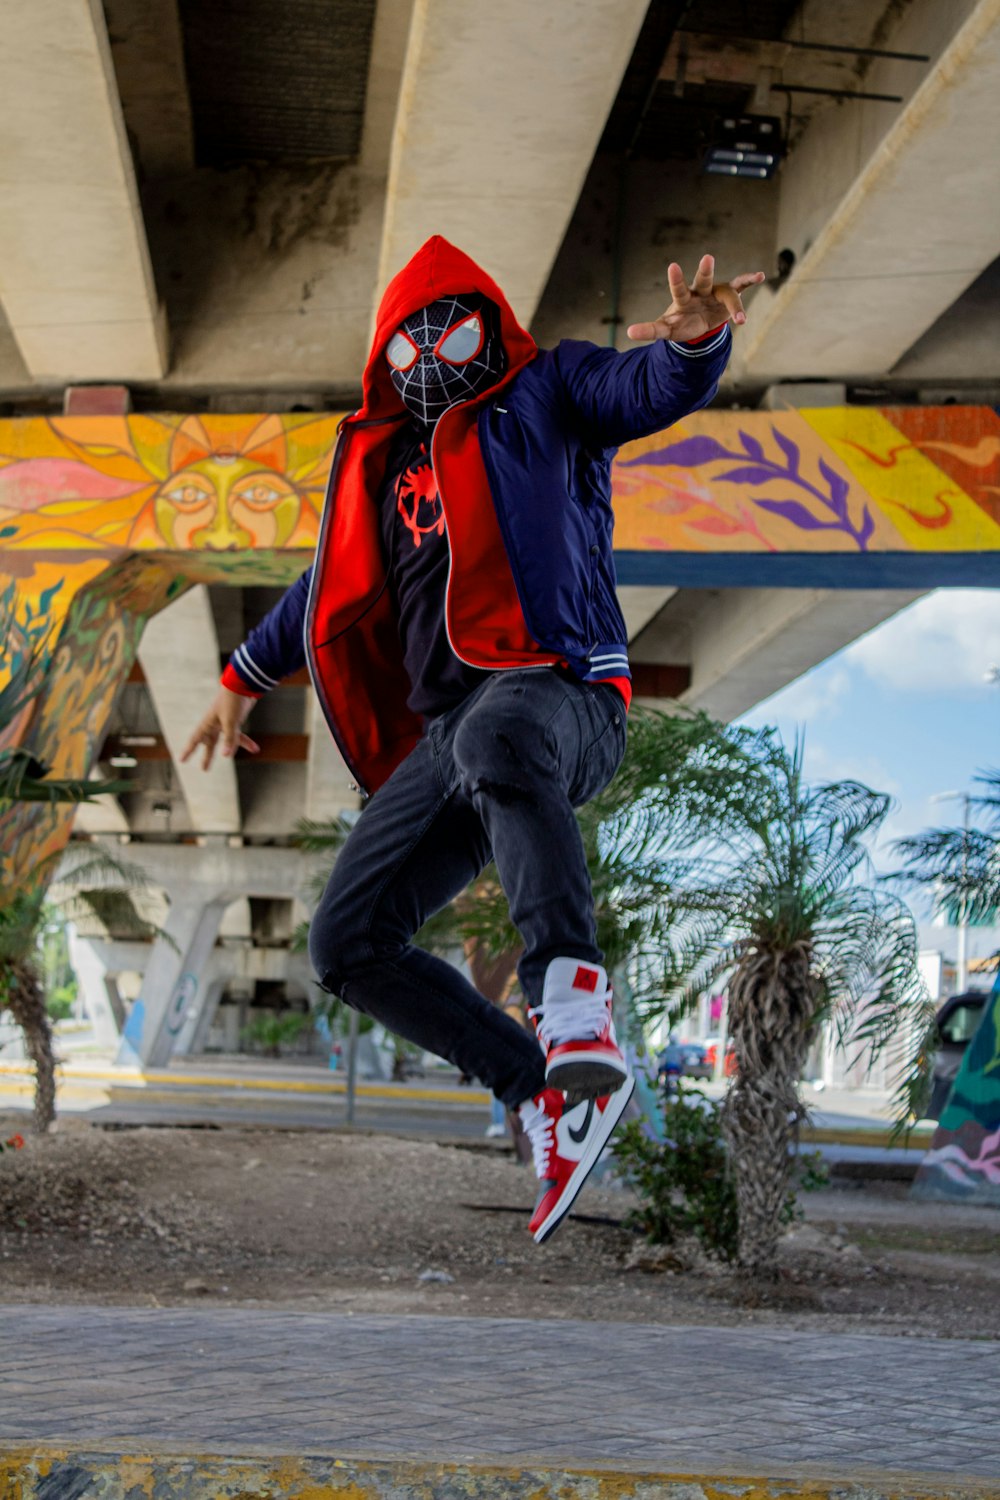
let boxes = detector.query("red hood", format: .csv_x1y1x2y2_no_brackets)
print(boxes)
358,236,537,420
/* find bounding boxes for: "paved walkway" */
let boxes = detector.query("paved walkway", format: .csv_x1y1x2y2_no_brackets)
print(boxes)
2,1306,998,1479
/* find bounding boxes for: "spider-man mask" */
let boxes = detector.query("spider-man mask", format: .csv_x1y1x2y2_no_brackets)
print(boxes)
385,294,506,426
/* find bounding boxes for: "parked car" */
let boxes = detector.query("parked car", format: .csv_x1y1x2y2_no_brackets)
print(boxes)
926,990,989,1120
656,1041,712,1085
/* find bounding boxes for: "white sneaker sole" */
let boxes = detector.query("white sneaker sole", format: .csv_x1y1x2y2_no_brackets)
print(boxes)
532,1073,636,1246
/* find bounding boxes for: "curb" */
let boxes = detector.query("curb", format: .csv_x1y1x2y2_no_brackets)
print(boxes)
2,1448,997,1500
0,1061,493,1107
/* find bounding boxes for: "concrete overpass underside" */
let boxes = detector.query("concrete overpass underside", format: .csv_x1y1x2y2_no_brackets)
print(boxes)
1,0,999,1061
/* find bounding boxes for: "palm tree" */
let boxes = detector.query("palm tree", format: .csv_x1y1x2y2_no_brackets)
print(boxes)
892,771,1000,935
607,711,934,1277
0,842,170,1132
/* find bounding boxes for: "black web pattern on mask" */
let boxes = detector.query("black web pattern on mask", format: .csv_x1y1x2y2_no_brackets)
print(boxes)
388,294,505,426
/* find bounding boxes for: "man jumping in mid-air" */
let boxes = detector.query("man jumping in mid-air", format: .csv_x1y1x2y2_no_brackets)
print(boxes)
183,237,763,1242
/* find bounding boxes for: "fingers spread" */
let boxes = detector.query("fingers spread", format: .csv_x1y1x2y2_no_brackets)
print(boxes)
691,254,715,296
717,287,746,325
730,270,766,292
666,262,690,306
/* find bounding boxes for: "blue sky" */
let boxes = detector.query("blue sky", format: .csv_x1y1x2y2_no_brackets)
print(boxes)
737,588,1000,962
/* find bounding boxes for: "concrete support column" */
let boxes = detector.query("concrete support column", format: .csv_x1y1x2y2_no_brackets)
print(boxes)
0,0,167,380
67,930,124,1051
117,895,227,1068
176,977,226,1058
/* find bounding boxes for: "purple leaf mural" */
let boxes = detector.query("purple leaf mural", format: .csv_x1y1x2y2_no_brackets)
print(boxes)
619,435,732,468
620,422,873,550
818,458,850,521
772,427,801,475
754,499,840,531
717,465,782,485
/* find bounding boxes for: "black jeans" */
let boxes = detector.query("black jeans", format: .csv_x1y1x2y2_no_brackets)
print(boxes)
309,668,627,1107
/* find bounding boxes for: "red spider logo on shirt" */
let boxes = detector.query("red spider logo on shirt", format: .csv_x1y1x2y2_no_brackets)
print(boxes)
396,456,444,548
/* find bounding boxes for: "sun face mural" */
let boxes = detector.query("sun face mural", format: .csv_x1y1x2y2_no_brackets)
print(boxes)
0,412,330,565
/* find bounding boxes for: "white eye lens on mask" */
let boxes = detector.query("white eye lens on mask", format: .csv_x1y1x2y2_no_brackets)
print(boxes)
386,330,419,371
435,315,483,365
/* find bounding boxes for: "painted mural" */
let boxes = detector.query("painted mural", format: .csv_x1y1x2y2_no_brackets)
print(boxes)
913,980,1000,1207
614,404,1000,563
1,405,999,899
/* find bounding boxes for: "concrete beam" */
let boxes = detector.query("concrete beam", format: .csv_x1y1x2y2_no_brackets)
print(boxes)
738,0,1000,380
377,0,650,324
102,0,195,177
619,587,677,643
305,697,359,823
138,586,241,836
359,0,418,178
0,0,167,381
632,587,924,722
87,841,318,904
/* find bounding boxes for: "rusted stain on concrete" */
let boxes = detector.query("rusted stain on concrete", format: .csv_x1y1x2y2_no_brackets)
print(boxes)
2,1450,999,1500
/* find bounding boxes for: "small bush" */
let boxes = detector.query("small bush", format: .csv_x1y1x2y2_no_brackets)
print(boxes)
242,1011,308,1058
613,1083,739,1262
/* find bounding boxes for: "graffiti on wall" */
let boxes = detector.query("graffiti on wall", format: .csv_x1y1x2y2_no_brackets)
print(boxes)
913,983,1000,1207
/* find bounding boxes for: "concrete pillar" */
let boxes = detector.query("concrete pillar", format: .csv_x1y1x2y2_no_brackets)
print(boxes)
0,0,167,380
376,0,651,324
305,696,359,822
139,587,242,835
176,976,225,1057
67,930,124,1051
117,895,227,1068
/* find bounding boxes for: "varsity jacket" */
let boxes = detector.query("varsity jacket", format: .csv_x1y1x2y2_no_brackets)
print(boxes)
222,236,732,796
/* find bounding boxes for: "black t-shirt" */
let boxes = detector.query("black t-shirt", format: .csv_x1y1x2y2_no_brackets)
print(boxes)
379,423,493,719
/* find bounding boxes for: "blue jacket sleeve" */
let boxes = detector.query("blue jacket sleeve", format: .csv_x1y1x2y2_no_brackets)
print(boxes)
554,325,732,450
224,565,312,694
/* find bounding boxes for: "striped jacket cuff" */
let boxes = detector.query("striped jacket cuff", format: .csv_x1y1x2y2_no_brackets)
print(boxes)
669,323,731,358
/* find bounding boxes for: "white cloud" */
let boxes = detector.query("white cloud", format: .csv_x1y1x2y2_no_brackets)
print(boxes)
742,664,853,732
843,589,1000,693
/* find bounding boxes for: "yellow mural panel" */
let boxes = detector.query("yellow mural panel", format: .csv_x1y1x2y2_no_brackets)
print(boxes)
801,408,1000,553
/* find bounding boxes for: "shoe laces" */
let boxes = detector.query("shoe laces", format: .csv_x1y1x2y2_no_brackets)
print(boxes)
519,1095,555,1178
528,989,611,1048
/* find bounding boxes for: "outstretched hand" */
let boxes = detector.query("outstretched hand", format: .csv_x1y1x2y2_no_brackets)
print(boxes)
627,255,765,344
180,686,260,771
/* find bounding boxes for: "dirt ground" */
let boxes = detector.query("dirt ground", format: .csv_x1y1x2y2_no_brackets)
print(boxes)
2,1114,999,1337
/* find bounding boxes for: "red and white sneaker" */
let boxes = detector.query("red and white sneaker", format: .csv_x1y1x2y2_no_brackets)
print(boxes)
518,1076,636,1245
529,958,629,1101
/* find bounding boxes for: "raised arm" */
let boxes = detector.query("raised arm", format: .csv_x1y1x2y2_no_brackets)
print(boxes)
557,255,764,449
